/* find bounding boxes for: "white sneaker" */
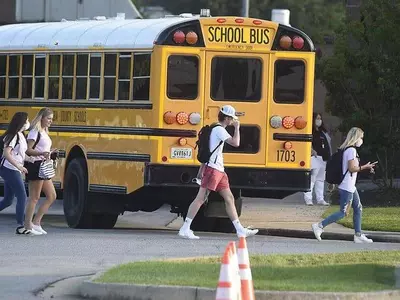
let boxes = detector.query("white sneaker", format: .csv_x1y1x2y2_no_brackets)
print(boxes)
178,228,200,240
237,227,259,238
16,226,42,236
312,223,323,241
317,200,330,206
32,224,47,235
354,234,373,243
192,178,202,185
305,199,313,206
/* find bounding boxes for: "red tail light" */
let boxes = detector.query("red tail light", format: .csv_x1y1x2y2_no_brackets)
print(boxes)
173,31,185,44
292,36,304,50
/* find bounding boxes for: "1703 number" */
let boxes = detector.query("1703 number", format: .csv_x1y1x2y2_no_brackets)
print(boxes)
276,150,296,162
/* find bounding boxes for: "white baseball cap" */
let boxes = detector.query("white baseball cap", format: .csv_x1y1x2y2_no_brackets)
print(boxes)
220,105,238,120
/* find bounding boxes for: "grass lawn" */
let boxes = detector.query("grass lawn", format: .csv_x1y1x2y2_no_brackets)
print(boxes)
96,251,400,292
322,206,400,232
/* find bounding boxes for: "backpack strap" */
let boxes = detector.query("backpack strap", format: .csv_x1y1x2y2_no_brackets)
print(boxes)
207,124,223,165
32,132,41,150
1,133,20,167
342,146,357,179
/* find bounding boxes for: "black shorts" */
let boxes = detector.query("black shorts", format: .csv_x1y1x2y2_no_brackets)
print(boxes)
24,161,50,182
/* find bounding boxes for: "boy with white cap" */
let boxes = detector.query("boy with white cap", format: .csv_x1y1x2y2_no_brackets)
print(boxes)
179,105,259,239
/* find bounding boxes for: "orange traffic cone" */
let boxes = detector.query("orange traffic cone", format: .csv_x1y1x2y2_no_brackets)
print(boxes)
237,237,255,300
216,242,241,300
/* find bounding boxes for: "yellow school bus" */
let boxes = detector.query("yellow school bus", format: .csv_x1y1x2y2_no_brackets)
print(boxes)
0,12,314,231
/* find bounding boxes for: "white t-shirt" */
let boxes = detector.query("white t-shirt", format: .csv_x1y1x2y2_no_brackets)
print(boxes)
27,129,52,161
2,133,28,172
207,125,231,172
338,147,358,193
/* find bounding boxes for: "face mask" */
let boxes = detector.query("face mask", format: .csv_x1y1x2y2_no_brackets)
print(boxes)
22,121,30,131
315,120,322,127
356,138,363,147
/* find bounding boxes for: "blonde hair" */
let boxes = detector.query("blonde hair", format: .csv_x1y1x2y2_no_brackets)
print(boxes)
339,127,364,149
29,107,53,132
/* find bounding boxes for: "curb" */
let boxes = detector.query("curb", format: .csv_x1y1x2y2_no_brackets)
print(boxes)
258,228,400,243
80,266,400,300
80,280,400,300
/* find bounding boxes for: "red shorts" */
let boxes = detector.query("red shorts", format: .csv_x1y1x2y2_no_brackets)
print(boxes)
201,166,230,192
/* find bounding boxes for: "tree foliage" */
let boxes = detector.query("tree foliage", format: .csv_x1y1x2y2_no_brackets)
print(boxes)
132,0,345,44
318,0,400,187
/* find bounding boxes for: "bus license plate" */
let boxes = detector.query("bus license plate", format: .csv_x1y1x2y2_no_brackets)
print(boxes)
171,148,192,159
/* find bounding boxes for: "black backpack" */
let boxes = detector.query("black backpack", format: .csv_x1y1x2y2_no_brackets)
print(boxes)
326,146,355,184
195,123,223,164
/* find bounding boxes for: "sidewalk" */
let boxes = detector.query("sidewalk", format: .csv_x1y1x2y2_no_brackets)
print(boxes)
167,191,400,243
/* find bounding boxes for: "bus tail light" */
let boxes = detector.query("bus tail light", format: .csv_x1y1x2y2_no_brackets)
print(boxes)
279,35,292,49
283,141,292,150
270,115,282,129
186,31,198,45
176,112,189,125
162,156,168,162
173,31,185,44
294,116,307,129
292,36,304,50
300,161,305,167
282,116,294,129
189,112,201,125
178,138,187,146
164,111,176,124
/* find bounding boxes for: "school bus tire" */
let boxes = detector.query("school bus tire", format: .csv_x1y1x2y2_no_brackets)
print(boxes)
63,157,93,229
90,214,119,229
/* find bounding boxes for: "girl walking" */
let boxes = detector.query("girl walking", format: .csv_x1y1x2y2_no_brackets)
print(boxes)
0,112,41,235
24,108,57,235
312,127,376,243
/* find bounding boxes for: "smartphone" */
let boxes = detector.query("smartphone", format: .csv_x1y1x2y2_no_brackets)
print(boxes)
372,161,378,164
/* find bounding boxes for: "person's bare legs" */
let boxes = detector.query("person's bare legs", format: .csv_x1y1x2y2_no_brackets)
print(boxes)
32,179,57,226
179,187,210,239
25,180,43,230
219,188,259,237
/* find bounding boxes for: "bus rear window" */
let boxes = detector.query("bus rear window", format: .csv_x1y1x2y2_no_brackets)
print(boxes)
167,55,198,100
274,60,305,104
224,125,260,154
211,57,262,102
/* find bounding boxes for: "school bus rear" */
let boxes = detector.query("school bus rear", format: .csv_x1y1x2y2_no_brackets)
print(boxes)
148,17,313,200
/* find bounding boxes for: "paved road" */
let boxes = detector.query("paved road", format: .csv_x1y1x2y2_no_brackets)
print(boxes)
1,199,400,300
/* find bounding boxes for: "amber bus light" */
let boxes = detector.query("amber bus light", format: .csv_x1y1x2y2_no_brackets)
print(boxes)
186,31,198,45
294,116,307,129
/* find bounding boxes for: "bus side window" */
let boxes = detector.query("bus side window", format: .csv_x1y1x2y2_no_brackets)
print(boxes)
49,54,61,100
8,55,20,99
22,54,33,99
132,53,151,101
167,55,198,100
104,53,117,101
34,54,46,99
76,54,88,100
62,54,75,100
118,52,131,101
0,55,5,98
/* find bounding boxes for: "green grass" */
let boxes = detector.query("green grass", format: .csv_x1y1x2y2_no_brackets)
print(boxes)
322,206,400,232
96,251,400,292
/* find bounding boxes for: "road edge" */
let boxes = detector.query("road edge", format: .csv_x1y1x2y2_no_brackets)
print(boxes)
79,267,400,300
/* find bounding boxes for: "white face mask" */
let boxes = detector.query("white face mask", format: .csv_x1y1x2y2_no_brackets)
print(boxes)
356,138,363,147
315,119,322,127
22,121,30,131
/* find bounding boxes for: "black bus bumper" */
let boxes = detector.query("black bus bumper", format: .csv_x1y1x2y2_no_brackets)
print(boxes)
144,164,311,192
